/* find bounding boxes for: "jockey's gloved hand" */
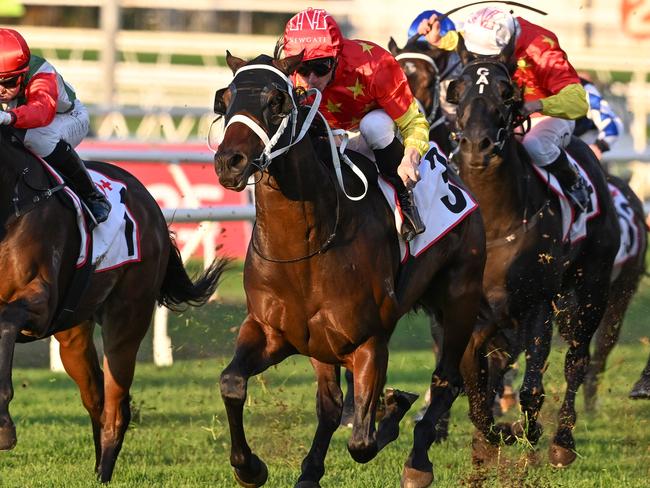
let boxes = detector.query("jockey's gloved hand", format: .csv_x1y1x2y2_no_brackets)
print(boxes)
398,147,422,188
0,111,13,125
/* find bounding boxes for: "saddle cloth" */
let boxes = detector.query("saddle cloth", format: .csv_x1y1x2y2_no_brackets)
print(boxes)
378,142,478,262
531,153,599,244
609,182,643,280
40,160,141,272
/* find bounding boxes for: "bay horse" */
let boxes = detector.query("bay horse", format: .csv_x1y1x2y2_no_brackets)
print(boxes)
213,52,489,487
0,126,227,482
448,38,620,467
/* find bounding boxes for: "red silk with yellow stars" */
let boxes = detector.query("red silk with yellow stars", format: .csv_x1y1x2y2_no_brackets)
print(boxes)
291,39,414,131
512,17,581,102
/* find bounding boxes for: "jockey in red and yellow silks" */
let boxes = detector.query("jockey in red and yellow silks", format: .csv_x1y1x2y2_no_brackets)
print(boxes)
0,28,111,224
418,7,590,211
283,8,428,241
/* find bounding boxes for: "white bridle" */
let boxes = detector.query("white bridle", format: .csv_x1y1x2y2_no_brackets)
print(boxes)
395,52,446,130
221,63,367,201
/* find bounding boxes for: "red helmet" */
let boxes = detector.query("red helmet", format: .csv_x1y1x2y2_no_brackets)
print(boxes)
0,29,30,79
283,8,343,61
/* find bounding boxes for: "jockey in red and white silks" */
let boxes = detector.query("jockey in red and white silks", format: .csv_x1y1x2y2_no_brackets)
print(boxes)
418,7,590,209
3,55,89,157
283,8,430,240
0,28,110,223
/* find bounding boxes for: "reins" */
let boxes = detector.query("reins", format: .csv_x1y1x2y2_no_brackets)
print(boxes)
220,63,369,262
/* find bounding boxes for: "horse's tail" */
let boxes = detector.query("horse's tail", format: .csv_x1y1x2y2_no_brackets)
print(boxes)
158,235,231,312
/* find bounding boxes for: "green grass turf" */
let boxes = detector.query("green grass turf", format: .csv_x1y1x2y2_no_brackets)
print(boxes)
2,262,649,487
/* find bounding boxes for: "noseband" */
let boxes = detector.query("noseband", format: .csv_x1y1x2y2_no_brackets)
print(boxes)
395,52,443,129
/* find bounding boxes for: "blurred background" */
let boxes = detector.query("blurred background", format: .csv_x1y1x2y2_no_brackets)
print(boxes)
1,0,650,367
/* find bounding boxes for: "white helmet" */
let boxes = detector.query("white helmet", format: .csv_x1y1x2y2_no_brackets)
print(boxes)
462,7,520,55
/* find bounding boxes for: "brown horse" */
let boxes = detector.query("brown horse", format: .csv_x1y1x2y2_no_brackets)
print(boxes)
0,127,227,482
213,52,489,487
449,39,621,467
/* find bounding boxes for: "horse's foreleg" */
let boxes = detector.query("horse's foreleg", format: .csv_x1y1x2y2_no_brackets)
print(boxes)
551,282,609,468
347,336,387,464
296,361,343,488
55,322,104,471
403,301,478,487
0,316,20,451
221,315,293,488
516,305,553,446
96,304,152,483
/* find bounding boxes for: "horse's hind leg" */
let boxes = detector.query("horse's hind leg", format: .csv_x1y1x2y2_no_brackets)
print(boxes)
221,315,294,488
296,360,343,488
630,354,650,399
96,299,153,483
583,290,630,411
551,273,611,467
55,321,104,471
0,313,22,450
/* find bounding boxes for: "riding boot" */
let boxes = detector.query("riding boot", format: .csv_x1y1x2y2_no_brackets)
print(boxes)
44,140,112,224
373,138,425,241
544,150,590,212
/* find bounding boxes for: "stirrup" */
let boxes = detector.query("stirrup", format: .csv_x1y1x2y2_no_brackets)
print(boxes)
85,195,112,224
400,207,425,242
567,178,589,212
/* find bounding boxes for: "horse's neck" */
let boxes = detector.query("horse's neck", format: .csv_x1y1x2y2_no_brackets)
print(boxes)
253,142,336,253
462,142,525,224
0,142,26,222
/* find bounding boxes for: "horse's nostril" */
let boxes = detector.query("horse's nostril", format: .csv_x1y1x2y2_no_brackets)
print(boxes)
230,152,246,168
479,137,493,152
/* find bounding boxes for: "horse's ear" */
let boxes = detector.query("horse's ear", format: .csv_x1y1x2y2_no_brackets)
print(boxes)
274,51,304,75
214,87,228,115
456,34,474,66
499,35,517,74
226,51,247,74
388,37,399,56
446,79,461,105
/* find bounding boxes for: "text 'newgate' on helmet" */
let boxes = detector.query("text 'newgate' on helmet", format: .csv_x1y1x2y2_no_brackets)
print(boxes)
462,7,520,56
283,8,343,61
0,28,30,79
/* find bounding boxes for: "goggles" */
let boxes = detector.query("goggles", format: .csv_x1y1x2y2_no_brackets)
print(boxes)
0,76,22,89
296,58,335,77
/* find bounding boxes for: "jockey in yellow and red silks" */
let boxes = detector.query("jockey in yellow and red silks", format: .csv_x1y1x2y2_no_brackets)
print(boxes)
0,28,110,224
283,8,429,241
418,7,591,211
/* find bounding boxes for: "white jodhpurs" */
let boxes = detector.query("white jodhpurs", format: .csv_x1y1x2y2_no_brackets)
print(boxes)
346,109,397,160
520,115,574,167
23,100,90,157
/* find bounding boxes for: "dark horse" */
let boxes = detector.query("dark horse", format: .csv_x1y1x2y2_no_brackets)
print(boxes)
583,174,647,408
213,52,488,487
0,127,227,482
449,38,621,467
389,37,650,421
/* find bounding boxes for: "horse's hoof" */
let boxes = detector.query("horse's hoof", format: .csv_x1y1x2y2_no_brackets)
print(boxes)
629,375,650,399
498,386,519,415
348,438,378,464
295,481,320,488
0,424,17,451
233,455,269,488
548,443,577,468
472,430,500,467
377,389,420,450
492,422,517,445
400,465,433,488
511,420,543,444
